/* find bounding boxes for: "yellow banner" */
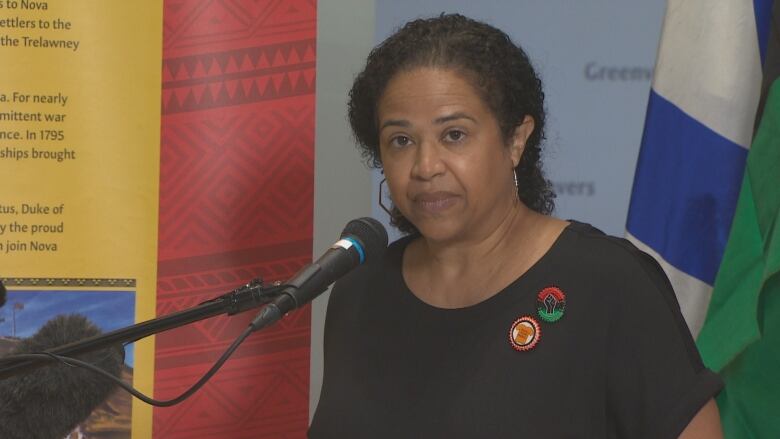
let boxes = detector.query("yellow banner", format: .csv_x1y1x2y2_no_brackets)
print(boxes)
0,1,161,437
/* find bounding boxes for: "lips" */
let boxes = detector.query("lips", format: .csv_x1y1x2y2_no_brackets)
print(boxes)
412,191,459,214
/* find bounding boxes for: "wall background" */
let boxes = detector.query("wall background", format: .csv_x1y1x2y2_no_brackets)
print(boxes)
310,0,376,420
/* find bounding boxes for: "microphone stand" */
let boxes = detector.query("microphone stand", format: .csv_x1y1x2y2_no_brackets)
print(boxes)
0,279,283,380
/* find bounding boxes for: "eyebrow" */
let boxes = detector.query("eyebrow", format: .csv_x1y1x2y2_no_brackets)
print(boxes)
379,119,411,131
433,112,476,125
379,112,476,131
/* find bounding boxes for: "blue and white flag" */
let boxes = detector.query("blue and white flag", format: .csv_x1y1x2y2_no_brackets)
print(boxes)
626,0,773,337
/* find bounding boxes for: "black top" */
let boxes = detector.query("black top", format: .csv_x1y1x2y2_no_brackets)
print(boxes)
309,222,722,438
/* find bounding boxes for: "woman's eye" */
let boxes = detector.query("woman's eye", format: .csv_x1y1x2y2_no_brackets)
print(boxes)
390,135,411,147
444,130,466,143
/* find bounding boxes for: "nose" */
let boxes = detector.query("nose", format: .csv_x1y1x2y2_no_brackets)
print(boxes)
411,140,445,180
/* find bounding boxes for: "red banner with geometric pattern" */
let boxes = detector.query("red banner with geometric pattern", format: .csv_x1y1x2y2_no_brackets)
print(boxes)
153,1,315,436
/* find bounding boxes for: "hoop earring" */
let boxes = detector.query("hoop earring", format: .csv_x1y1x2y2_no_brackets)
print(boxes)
379,178,394,217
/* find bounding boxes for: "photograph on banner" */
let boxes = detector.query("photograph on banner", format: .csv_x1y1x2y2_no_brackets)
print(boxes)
0,289,135,438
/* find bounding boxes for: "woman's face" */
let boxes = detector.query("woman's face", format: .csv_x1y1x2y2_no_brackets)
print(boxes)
377,67,534,243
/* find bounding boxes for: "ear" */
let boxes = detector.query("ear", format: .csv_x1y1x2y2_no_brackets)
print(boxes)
509,115,535,168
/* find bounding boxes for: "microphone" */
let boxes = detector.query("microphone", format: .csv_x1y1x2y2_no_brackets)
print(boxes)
252,217,388,329
0,314,124,439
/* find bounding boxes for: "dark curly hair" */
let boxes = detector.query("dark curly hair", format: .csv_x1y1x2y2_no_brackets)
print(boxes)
348,13,555,234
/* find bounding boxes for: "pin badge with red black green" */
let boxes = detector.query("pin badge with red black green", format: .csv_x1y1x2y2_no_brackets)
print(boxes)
508,316,541,352
536,286,566,323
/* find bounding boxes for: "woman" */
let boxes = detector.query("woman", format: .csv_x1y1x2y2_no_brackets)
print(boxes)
310,14,723,438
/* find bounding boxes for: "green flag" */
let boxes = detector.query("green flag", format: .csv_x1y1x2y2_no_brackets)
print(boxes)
697,78,780,437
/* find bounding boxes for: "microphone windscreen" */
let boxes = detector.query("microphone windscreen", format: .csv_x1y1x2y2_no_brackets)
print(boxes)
0,314,124,439
341,217,388,262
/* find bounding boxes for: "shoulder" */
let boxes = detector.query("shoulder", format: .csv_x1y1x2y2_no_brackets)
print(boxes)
328,234,412,305
562,219,704,356
553,221,691,337
323,234,413,338
558,221,674,295
561,221,659,270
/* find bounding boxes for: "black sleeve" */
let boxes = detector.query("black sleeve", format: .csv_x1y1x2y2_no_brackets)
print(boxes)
605,244,723,439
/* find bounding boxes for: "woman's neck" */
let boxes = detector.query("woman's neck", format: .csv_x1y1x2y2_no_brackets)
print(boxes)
404,203,564,309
